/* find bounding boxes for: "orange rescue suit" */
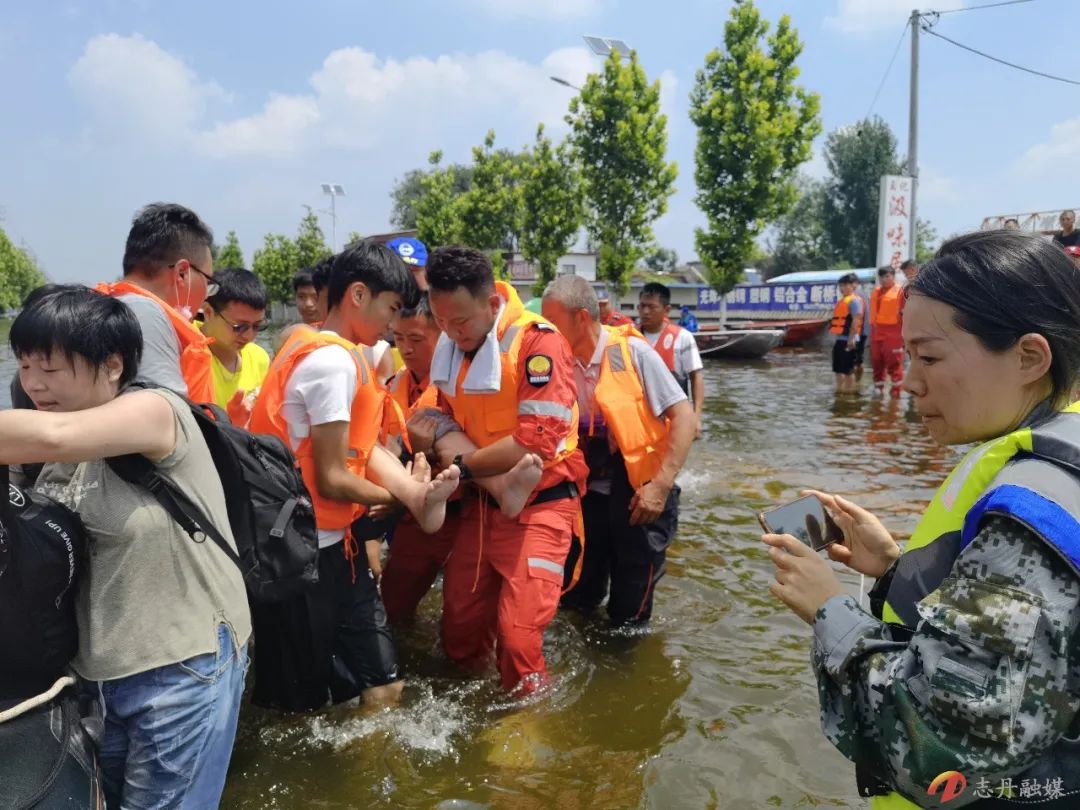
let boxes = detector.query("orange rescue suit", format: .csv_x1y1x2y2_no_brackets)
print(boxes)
592,325,669,490
249,328,386,531
95,281,216,403
441,282,580,466
871,285,903,327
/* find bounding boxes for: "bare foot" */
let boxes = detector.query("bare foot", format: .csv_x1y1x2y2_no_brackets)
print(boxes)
418,465,461,533
409,451,432,484
498,454,544,518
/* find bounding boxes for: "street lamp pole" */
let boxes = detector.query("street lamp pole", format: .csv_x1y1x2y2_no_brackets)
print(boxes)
320,183,346,250
550,76,582,91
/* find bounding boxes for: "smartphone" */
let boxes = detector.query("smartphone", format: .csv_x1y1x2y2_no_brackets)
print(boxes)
757,495,842,552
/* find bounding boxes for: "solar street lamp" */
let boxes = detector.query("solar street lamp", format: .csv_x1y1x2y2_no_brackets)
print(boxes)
321,183,345,250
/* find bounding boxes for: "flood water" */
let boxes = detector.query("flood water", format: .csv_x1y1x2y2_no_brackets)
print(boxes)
0,324,960,809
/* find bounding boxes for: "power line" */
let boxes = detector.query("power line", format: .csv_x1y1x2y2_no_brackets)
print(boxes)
921,25,1080,86
932,0,1037,15
864,20,909,120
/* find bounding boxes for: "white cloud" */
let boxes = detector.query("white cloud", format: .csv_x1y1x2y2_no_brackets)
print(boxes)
1016,115,1080,175
69,33,226,142
67,33,684,167
825,0,964,34
196,45,601,159
463,0,604,21
918,164,964,205
197,95,320,158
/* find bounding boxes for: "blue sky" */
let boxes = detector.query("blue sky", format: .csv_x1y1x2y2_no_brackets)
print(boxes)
1,0,1076,283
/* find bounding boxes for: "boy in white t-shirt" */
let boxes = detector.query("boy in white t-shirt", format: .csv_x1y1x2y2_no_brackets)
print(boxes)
249,241,459,712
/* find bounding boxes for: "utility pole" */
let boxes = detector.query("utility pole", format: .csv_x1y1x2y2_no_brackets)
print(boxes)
908,9,920,256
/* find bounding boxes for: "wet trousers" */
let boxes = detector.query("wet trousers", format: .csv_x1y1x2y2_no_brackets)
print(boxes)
441,494,578,693
871,325,904,388
561,460,680,626
380,503,460,622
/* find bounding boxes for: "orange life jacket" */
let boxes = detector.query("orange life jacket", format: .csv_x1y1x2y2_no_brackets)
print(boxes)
592,325,670,490
871,284,903,328
651,320,683,372
388,369,439,417
830,294,857,336
441,281,579,466
96,281,216,403
249,328,386,531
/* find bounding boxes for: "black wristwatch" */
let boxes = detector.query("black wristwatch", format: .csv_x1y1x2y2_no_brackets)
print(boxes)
452,454,473,481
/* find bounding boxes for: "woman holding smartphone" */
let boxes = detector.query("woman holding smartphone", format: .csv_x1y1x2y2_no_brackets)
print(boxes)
763,230,1080,809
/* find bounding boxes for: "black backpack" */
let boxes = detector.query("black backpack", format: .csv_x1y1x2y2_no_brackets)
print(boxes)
106,387,319,603
0,466,85,702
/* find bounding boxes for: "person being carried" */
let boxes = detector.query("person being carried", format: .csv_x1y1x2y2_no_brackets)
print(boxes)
542,276,695,627
829,273,865,394
248,240,460,711
420,246,588,695
198,267,271,425
2,286,250,808
636,282,704,438
869,266,905,397
378,293,459,622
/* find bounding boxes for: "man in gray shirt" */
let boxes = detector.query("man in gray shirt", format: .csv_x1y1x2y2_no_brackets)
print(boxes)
9,203,217,408
542,276,697,627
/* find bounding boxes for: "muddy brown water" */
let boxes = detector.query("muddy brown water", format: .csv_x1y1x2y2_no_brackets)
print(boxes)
0,325,958,809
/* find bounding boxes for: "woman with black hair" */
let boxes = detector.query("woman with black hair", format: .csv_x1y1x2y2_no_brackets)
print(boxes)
763,231,1080,808
0,285,250,809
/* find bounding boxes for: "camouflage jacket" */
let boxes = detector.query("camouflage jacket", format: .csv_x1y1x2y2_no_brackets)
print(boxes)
813,516,1080,808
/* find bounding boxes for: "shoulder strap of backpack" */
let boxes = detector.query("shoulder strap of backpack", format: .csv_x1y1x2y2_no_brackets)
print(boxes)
105,454,242,571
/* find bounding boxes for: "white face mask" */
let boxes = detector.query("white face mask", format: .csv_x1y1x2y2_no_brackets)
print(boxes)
175,272,194,321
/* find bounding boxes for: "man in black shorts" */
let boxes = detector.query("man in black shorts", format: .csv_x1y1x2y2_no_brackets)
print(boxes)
828,273,864,393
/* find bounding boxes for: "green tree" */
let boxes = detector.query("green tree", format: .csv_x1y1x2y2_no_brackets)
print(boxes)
914,217,938,264
822,116,902,268
0,228,47,310
644,245,679,275
766,176,833,278
457,130,523,256
415,151,464,249
251,234,299,304
390,164,474,231
690,0,821,294
567,50,677,291
216,230,245,269
345,231,364,246
295,206,332,269
519,124,584,294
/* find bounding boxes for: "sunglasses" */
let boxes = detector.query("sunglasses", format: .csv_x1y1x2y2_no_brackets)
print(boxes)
212,309,269,335
169,262,219,296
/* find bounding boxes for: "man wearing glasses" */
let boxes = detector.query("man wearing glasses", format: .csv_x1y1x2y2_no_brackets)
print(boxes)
96,203,219,402
199,268,271,426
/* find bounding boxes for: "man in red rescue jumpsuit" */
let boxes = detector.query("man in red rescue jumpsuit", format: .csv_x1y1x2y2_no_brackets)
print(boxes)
870,265,905,397
424,246,589,695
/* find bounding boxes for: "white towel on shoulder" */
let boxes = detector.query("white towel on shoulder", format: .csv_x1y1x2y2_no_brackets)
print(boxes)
431,301,505,396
